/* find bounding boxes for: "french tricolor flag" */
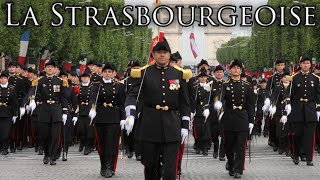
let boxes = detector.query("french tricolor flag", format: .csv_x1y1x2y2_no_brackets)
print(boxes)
18,31,30,65
189,32,199,59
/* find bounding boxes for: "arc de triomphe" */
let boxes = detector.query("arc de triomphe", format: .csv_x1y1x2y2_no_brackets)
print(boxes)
157,0,233,65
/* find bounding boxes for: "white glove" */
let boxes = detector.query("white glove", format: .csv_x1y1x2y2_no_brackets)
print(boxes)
214,101,222,111
317,111,320,121
262,98,271,112
191,112,195,120
29,99,37,114
125,116,135,135
202,109,210,119
26,105,30,113
269,105,276,117
120,120,126,130
72,117,78,126
218,111,224,121
181,128,188,144
19,107,26,119
285,104,292,116
88,108,97,120
255,107,257,112
62,114,67,125
281,115,287,125
249,123,254,134
12,116,17,124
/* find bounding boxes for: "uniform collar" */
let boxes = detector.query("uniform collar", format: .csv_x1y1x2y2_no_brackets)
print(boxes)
82,81,90,86
231,77,241,82
155,63,169,70
47,75,55,79
301,71,309,75
103,78,112,84
0,82,8,88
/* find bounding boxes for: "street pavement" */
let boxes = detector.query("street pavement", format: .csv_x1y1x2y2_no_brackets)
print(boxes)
1,136,320,180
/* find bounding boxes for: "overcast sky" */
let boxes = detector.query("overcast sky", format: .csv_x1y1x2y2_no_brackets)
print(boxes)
125,0,268,65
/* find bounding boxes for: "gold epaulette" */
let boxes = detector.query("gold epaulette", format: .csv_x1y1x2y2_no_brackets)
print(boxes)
173,65,192,82
242,80,251,85
130,64,150,78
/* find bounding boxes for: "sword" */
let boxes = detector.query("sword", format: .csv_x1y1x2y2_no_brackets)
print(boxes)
204,81,213,124
89,84,101,126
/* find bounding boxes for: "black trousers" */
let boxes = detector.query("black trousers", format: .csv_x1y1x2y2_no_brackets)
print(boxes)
254,113,263,134
31,115,39,147
38,121,62,160
293,122,316,161
141,141,179,180
60,115,74,152
224,131,247,174
210,122,221,153
0,117,12,151
269,117,277,145
194,116,211,150
78,116,94,148
94,124,120,171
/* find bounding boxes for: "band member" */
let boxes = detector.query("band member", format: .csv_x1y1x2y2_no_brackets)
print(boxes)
88,62,126,178
291,56,320,166
77,70,95,155
192,68,211,156
29,60,69,165
314,64,320,154
124,38,191,180
0,70,18,155
215,59,254,179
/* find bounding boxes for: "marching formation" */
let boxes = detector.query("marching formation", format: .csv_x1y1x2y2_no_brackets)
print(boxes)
1,38,320,180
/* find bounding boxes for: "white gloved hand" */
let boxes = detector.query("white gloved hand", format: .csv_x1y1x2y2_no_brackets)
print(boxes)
181,128,188,144
281,115,287,125
269,105,276,117
191,112,195,120
29,99,37,114
26,105,30,113
214,101,222,111
120,120,126,130
317,111,320,121
262,98,271,112
125,116,135,135
72,117,78,126
12,116,17,124
249,123,254,134
19,107,26,119
88,108,97,120
218,111,224,121
202,109,210,119
255,107,257,112
285,104,292,116
62,114,67,125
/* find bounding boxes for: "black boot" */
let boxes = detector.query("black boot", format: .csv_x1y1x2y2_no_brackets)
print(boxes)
307,161,314,166
50,158,56,165
196,148,201,154
2,149,9,155
127,151,133,158
38,147,43,155
79,143,84,152
84,147,90,155
213,152,218,159
100,165,106,177
203,149,208,156
136,155,142,161
293,156,299,165
105,161,113,178
55,148,61,160
43,156,49,164
234,172,241,179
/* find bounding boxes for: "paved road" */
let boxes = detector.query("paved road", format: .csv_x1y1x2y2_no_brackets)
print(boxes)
1,137,320,180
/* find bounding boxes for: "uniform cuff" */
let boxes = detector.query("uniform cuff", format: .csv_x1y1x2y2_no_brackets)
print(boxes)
125,105,136,117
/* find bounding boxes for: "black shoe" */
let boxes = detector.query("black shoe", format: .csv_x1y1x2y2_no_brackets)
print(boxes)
219,156,226,161
127,151,133,158
136,155,142,161
112,170,115,175
79,144,84,152
35,146,39,152
10,147,16,153
2,149,9,155
273,146,277,152
234,172,241,179
203,149,208,156
50,159,56,165
225,162,229,171
307,161,314,166
229,170,235,176
278,149,284,155
84,147,90,155
43,156,49,164
293,156,299,165
100,167,106,177
300,156,307,162
38,148,43,155
213,152,218,159
55,149,61,160
196,149,201,154
105,169,113,178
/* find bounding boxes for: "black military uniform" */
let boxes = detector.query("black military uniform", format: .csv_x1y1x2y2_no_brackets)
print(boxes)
191,68,211,156
30,60,69,165
125,39,191,180
314,64,320,154
253,79,268,136
0,71,18,155
208,65,225,160
218,59,254,178
87,60,102,83
290,56,320,166
270,71,291,154
90,63,126,178
77,71,95,155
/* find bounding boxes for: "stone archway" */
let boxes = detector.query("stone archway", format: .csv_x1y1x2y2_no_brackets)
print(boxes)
157,0,233,65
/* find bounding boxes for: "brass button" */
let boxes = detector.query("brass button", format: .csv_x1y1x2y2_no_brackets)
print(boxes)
163,100,166,103
162,72,164,75
162,86,165,89
163,93,165,95
162,79,165,81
